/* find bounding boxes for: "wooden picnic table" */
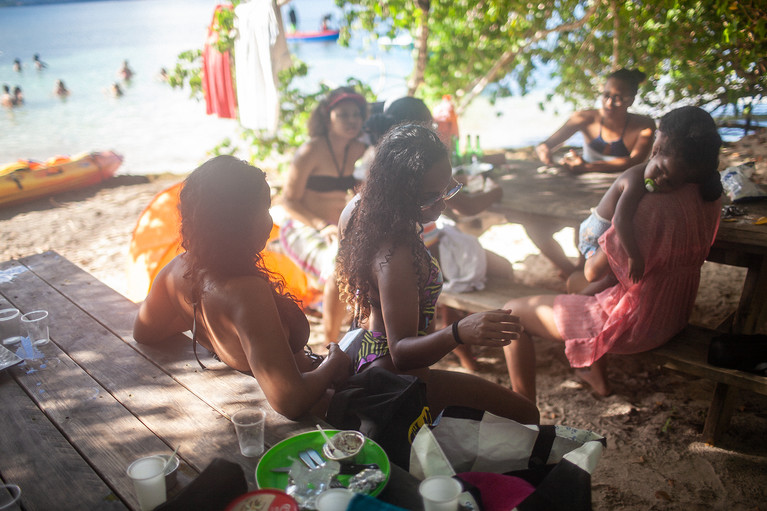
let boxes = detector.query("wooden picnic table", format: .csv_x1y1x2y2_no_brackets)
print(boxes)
488,159,767,335
0,251,422,511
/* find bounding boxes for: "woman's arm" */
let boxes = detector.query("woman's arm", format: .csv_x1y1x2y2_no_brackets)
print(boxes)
229,277,350,420
133,259,191,344
536,111,592,164
376,244,520,371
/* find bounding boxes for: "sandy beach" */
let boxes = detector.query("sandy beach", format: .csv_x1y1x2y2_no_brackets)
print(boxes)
1,133,766,510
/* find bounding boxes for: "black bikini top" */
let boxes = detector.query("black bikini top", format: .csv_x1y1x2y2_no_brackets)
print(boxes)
588,119,630,157
305,174,357,192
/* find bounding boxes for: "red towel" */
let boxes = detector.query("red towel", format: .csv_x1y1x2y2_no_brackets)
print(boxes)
457,472,535,510
202,4,237,119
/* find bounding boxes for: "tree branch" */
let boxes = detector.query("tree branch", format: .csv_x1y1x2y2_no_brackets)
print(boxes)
456,0,601,113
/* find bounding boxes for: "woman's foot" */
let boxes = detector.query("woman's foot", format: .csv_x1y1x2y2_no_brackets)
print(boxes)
575,367,612,397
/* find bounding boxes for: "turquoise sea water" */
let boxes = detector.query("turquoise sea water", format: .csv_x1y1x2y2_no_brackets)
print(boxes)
0,0,415,175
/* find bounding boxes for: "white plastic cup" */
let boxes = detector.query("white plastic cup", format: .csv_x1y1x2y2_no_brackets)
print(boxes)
126,455,167,511
0,484,21,510
315,488,355,511
231,408,265,457
20,310,49,347
419,476,462,511
0,308,22,346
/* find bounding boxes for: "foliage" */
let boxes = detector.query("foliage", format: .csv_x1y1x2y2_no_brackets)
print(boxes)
164,2,375,172
336,0,766,122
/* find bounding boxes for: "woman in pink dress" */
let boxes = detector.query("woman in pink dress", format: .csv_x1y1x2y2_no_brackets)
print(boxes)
503,106,724,398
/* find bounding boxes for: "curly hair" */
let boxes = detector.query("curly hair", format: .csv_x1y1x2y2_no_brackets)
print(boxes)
606,68,646,96
657,106,723,202
178,155,290,304
307,86,368,137
336,124,448,320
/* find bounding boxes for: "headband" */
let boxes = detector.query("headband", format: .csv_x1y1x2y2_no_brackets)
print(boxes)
327,92,367,112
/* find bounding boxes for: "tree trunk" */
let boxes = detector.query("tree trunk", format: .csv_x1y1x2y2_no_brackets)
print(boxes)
408,5,430,96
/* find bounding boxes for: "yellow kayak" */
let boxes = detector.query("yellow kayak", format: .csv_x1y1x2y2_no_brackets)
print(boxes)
0,150,123,208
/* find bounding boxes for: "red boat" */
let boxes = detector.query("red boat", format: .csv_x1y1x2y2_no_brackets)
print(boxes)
286,29,340,42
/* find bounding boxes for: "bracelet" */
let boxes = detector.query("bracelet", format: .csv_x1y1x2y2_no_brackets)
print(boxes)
451,320,464,345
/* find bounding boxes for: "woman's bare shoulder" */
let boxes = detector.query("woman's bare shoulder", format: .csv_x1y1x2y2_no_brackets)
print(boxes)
572,109,600,124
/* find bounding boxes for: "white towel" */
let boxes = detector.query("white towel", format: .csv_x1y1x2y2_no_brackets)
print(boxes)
234,0,291,134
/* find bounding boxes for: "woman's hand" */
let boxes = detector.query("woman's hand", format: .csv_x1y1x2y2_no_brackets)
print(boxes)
628,256,645,283
323,342,352,388
561,151,586,174
535,143,552,165
455,309,523,347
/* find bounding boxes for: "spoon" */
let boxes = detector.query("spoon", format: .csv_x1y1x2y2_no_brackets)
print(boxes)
315,424,343,458
163,445,180,472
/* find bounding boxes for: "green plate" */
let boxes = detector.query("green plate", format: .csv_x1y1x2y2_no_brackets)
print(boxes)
255,430,390,497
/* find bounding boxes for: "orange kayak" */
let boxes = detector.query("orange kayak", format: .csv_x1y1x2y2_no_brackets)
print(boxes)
0,150,123,208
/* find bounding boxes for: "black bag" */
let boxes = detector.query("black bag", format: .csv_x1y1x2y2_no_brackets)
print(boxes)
155,458,247,511
411,407,607,511
708,333,767,376
325,367,433,470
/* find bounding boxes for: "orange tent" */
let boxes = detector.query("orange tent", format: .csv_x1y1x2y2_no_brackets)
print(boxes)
126,181,320,306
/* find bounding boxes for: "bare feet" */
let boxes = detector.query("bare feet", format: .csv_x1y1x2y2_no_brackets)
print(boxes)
575,367,613,397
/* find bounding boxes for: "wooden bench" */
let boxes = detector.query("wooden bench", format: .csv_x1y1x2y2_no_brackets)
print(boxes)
437,279,767,445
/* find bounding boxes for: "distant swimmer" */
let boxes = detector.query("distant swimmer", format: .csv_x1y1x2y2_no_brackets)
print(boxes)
1,85,13,108
13,58,22,72
118,59,134,81
157,67,169,82
54,79,70,98
288,6,298,32
109,82,124,97
33,53,48,70
13,86,23,105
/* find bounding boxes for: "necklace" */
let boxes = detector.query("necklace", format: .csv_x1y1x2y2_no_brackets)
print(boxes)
325,135,351,177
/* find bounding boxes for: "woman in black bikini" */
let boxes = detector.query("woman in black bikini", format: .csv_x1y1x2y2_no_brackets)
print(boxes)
133,156,352,420
530,68,656,277
280,87,368,345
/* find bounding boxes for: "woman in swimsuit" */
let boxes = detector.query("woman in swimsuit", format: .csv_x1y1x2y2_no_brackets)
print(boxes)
280,87,368,345
336,124,539,423
530,68,657,277
133,156,352,420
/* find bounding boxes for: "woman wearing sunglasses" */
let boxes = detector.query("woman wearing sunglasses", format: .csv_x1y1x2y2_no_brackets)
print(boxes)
530,68,656,278
335,124,539,424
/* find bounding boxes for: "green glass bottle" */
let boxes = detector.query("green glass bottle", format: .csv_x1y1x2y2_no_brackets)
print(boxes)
452,135,463,167
474,135,483,162
465,134,474,163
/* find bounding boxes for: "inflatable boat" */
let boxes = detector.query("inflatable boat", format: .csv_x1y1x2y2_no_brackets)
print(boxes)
286,29,340,42
0,150,123,208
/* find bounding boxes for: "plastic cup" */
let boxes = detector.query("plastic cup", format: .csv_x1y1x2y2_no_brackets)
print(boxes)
231,408,265,457
21,310,49,347
0,308,22,346
0,484,21,510
315,489,355,511
127,455,167,511
419,476,462,511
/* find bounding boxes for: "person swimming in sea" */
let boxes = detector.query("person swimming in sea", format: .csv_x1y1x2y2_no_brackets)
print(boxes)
33,54,48,70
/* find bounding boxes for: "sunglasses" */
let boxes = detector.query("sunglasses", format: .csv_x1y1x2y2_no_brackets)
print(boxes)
601,92,633,105
420,181,463,210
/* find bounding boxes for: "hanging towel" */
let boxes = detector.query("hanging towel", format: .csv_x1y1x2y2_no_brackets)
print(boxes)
234,0,291,134
202,4,238,119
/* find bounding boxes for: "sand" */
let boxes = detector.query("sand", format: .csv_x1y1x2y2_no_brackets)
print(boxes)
1,132,766,510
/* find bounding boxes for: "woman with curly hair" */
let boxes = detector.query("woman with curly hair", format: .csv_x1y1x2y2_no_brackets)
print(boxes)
336,124,539,423
133,156,351,420
280,86,368,345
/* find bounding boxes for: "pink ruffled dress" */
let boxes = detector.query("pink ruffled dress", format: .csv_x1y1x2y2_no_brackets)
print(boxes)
553,184,721,368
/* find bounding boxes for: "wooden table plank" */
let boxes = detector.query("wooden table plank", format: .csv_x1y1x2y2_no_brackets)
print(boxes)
0,372,126,511
0,258,246,484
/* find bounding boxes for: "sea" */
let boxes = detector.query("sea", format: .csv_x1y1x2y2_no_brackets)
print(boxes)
0,0,759,176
